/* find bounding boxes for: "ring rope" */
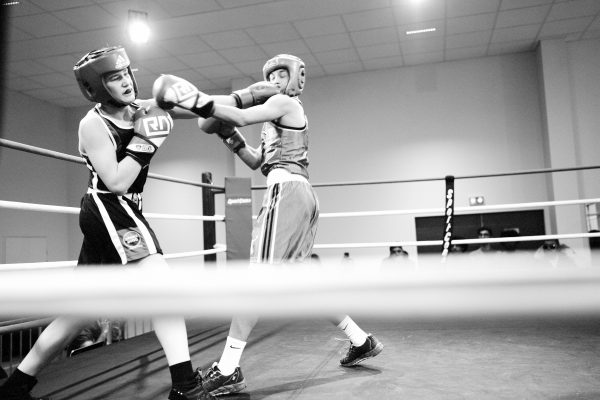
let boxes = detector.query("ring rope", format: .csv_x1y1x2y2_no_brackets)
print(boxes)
250,165,600,190
0,246,227,271
0,138,224,191
0,200,225,221
313,232,600,250
1,261,599,318
318,198,600,218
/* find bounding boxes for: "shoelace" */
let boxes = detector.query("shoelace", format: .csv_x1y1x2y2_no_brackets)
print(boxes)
205,367,219,380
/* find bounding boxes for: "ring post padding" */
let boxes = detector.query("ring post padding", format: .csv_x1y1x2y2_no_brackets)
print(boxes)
225,177,252,261
202,172,217,263
442,175,455,258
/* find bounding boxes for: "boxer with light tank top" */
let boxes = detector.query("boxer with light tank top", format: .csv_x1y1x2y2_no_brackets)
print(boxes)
154,54,384,396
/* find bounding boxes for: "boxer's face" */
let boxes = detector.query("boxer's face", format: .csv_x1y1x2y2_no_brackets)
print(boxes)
268,68,289,94
103,68,135,103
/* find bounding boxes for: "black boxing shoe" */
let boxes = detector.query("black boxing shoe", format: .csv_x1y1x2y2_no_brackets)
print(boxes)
0,382,50,400
201,362,247,396
168,369,216,400
340,334,384,367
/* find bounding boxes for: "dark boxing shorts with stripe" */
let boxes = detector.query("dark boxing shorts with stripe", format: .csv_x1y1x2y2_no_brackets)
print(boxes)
78,189,162,266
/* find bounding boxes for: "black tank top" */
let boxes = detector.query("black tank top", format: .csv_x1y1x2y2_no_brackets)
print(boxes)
81,104,148,194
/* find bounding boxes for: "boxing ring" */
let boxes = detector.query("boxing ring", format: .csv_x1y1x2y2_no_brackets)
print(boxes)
2,138,600,399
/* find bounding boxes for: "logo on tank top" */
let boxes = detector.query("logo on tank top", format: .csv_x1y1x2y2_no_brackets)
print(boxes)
122,230,142,249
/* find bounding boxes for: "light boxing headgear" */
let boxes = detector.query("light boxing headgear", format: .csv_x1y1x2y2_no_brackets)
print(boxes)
262,54,305,96
74,46,138,105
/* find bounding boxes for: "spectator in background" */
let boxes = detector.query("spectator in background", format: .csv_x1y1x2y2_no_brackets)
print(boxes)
341,252,353,264
470,226,496,256
66,319,125,356
500,228,520,252
534,239,576,268
381,246,413,267
449,236,469,253
309,253,321,264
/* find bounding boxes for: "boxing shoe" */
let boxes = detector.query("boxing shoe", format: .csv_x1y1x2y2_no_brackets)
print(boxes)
201,362,247,396
340,334,384,367
0,382,50,400
168,369,216,400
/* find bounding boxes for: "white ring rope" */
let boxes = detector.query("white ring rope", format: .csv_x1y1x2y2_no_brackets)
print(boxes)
319,198,600,218
0,247,227,271
0,258,599,318
0,200,225,221
314,232,600,250
6,197,597,222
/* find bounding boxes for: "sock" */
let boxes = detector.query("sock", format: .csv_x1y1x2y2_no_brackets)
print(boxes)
2,368,37,391
337,316,368,347
169,360,194,390
218,336,246,375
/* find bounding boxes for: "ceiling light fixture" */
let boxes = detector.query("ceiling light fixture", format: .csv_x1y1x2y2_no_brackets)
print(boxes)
406,27,436,35
128,10,150,44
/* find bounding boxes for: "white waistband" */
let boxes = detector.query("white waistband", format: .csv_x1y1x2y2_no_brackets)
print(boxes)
266,168,309,186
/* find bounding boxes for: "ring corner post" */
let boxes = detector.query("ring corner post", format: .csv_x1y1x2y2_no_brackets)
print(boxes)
202,172,216,263
442,175,455,261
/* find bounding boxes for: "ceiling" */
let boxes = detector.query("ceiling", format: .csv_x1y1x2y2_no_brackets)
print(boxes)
3,0,600,108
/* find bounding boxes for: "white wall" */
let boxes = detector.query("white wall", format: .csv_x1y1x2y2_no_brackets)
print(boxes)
0,91,75,262
304,52,547,260
567,38,600,200
2,40,599,264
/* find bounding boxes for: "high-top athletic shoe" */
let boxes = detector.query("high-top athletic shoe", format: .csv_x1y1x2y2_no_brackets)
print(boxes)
0,382,50,400
201,362,247,396
168,369,216,400
340,334,384,367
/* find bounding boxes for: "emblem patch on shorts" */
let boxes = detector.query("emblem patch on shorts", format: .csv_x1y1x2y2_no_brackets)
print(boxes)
122,230,142,249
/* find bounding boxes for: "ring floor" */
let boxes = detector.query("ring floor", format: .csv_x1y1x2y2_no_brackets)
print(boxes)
16,316,600,399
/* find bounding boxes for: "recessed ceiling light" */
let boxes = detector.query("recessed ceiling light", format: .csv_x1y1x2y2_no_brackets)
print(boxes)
406,27,436,35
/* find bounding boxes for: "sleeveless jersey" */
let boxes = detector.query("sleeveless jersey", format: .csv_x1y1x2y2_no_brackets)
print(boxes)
77,103,161,265
260,114,309,179
80,103,148,194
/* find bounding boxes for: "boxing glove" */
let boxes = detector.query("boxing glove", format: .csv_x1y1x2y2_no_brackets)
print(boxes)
126,106,173,167
152,74,215,117
231,81,279,109
198,117,246,153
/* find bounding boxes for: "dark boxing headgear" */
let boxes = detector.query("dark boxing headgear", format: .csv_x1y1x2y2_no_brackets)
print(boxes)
74,46,138,105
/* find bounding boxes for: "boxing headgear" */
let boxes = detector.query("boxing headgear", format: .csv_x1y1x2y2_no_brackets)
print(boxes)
74,46,138,105
262,54,305,96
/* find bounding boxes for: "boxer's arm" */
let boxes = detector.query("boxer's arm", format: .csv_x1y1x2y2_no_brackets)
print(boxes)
211,94,291,127
236,142,263,170
138,98,202,119
197,117,262,169
79,116,141,195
